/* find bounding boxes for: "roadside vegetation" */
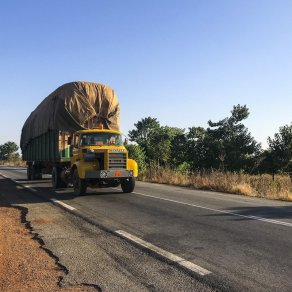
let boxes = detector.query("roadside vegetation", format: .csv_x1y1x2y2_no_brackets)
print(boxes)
139,168,292,201
127,104,292,201
0,141,25,167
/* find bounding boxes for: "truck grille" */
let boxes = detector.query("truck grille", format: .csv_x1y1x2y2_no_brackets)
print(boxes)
109,152,127,169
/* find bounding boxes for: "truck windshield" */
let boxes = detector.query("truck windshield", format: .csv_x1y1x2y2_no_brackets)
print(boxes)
80,133,123,146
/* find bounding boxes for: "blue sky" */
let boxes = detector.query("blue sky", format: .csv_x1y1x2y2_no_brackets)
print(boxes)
0,0,291,149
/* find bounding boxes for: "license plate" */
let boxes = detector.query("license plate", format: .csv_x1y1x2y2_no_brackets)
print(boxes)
114,170,122,177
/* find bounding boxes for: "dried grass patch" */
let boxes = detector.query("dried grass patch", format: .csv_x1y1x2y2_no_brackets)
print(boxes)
139,168,292,201
0,160,26,167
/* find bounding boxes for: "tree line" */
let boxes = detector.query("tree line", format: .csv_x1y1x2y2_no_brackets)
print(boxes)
127,104,292,177
0,141,19,161
1,104,291,178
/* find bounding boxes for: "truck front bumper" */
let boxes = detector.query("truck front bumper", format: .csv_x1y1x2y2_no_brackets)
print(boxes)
85,169,134,179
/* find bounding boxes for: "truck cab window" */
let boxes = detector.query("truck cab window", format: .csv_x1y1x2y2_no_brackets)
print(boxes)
79,133,123,146
74,135,80,148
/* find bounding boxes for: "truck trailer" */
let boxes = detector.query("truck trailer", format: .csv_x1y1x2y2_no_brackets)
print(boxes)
20,81,138,195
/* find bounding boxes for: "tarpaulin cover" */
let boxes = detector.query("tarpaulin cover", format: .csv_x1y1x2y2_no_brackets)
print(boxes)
20,81,120,150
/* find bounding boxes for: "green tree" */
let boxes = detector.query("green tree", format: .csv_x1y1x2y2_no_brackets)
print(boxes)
128,117,160,146
128,117,160,163
129,117,184,167
126,144,147,172
184,105,261,172
185,127,208,171
266,123,292,174
257,150,279,178
149,126,184,166
170,133,188,168
0,141,19,161
206,105,261,171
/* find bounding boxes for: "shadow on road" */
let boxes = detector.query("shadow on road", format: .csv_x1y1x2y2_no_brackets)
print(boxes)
0,176,124,207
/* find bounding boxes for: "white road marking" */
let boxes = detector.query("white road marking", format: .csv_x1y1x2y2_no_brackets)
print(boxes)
0,172,77,211
115,230,211,276
132,191,292,227
51,198,76,211
24,185,37,192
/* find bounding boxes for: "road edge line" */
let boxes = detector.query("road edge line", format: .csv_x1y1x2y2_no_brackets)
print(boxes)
115,230,211,276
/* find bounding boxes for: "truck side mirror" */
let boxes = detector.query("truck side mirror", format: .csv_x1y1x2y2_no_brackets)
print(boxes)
67,136,72,145
124,138,128,145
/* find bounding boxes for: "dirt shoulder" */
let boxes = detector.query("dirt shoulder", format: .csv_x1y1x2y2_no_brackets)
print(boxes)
0,202,96,292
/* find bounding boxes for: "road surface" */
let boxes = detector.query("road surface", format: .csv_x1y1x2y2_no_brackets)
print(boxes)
0,166,291,291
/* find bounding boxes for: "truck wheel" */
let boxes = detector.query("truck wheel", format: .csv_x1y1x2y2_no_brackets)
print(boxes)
32,167,42,180
52,167,63,189
111,181,121,188
121,177,135,193
73,169,87,196
37,173,43,180
27,164,32,180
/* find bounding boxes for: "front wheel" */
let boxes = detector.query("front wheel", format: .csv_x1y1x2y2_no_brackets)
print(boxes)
73,169,87,196
121,177,135,193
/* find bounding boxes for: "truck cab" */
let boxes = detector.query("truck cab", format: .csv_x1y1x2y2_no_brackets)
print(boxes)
52,128,138,196
70,129,138,195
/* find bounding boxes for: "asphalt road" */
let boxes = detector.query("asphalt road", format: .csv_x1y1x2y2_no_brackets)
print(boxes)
0,166,291,291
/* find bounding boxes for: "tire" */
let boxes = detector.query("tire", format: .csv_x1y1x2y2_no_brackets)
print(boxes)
32,169,42,180
27,164,32,180
121,177,135,193
110,180,121,188
31,165,42,180
52,167,64,189
73,169,87,196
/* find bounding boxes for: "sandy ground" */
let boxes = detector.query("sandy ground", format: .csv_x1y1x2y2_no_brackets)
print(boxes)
0,205,96,292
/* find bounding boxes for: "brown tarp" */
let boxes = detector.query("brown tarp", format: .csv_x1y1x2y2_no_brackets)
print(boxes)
20,81,120,150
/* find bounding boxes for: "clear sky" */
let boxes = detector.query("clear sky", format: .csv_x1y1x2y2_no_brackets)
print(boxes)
0,0,291,150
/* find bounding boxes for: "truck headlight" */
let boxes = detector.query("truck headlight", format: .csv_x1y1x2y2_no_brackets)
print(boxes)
128,170,133,177
100,170,107,178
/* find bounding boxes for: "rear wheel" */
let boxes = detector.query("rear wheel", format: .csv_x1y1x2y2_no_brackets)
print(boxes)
28,164,42,180
121,177,135,193
32,166,42,180
27,164,32,180
73,169,87,196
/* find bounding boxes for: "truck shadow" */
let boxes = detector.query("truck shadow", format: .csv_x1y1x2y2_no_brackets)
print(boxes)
0,177,124,207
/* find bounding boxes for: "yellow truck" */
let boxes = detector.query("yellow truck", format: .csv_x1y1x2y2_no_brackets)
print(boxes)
21,82,138,195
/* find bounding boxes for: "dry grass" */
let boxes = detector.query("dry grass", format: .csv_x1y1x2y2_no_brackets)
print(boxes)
139,168,292,201
0,160,26,167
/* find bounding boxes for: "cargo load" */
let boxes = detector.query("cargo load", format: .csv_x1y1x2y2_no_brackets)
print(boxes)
21,81,120,151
